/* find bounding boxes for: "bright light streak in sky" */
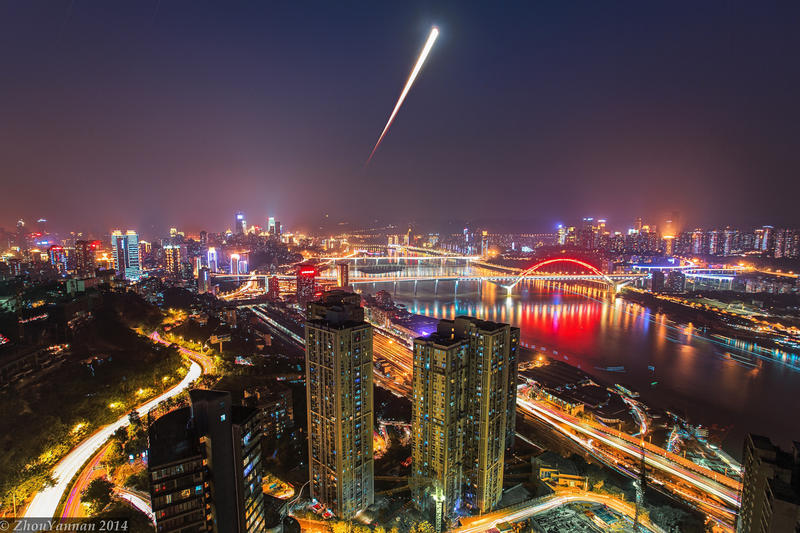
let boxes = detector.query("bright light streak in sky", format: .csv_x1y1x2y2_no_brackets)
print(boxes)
366,26,439,165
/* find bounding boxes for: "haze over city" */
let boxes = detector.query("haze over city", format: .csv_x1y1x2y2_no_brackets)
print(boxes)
2,2,800,234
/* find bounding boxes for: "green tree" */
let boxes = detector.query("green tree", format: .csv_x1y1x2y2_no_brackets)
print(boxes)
111,427,128,444
105,441,127,469
82,477,114,514
415,521,434,533
123,470,149,492
330,521,350,533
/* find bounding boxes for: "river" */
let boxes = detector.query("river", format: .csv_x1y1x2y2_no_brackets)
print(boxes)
353,265,800,458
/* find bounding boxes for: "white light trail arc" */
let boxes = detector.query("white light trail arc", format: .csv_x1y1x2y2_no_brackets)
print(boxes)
366,26,439,165
24,360,202,519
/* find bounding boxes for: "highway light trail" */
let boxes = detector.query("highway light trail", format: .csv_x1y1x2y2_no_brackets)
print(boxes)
24,360,202,519
366,26,439,165
116,488,155,524
516,396,740,507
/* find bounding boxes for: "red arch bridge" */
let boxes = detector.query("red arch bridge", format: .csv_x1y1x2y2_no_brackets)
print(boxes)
212,257,646,295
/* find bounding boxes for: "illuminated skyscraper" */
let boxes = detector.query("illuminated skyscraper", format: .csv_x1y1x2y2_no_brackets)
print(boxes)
197,267,211,294
235,211,247,234
230,254,240,275
707,230,721,255
15,219,27,252
773,228,799,259
662,236,675,255
267,216,276,234
722,228,739,256
556,224,567,245
48,245,67,274
691,229,705,255
412,329,467,524
74,240,98,277
207,247,218,273
164,245,182,277
412,316,519,525
336,263,349,287
139,240,152,262
755,225,774,254
110,230,141,281
296,265,317,304
480,230,489,257
305,291,374,518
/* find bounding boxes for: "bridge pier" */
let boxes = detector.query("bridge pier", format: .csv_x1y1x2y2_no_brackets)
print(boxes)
394,281,397,295
434,279,439,295
414,280,418,296
455,280,459,296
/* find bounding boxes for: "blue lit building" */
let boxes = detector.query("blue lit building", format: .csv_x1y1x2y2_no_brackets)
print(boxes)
110,230,141,281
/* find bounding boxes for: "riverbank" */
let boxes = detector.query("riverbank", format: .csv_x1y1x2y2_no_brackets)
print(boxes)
619,289,799,366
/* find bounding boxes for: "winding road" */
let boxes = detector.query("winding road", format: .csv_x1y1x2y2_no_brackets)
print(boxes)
23,356,202,519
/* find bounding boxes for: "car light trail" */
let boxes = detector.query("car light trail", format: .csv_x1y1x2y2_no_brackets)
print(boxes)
24,360,202,519
516,396,740,507
116,488,155,524
366,26,439,165
454,492,661,533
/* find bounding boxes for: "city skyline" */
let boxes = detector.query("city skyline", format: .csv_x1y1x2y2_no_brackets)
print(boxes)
4,210,800,242
3,2,800,232
2,3,800,531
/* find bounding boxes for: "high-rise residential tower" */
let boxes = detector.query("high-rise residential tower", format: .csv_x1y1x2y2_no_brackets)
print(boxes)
336,263,349,287
412,316,519,527
738,434,800,533
148,389,265,533
74,239,98,277
411,328,468,524
235,211,247,234
197,267,211,294
296,264,317,304
207,247,218,273
164,244,182,278
305,291,374,518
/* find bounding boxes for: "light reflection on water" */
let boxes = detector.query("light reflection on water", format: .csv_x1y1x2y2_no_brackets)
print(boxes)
372,274,800,455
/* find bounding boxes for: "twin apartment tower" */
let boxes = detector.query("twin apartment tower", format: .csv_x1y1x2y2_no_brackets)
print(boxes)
305,291,519,523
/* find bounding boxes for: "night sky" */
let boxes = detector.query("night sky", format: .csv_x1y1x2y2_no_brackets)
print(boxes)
1,1,799,236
